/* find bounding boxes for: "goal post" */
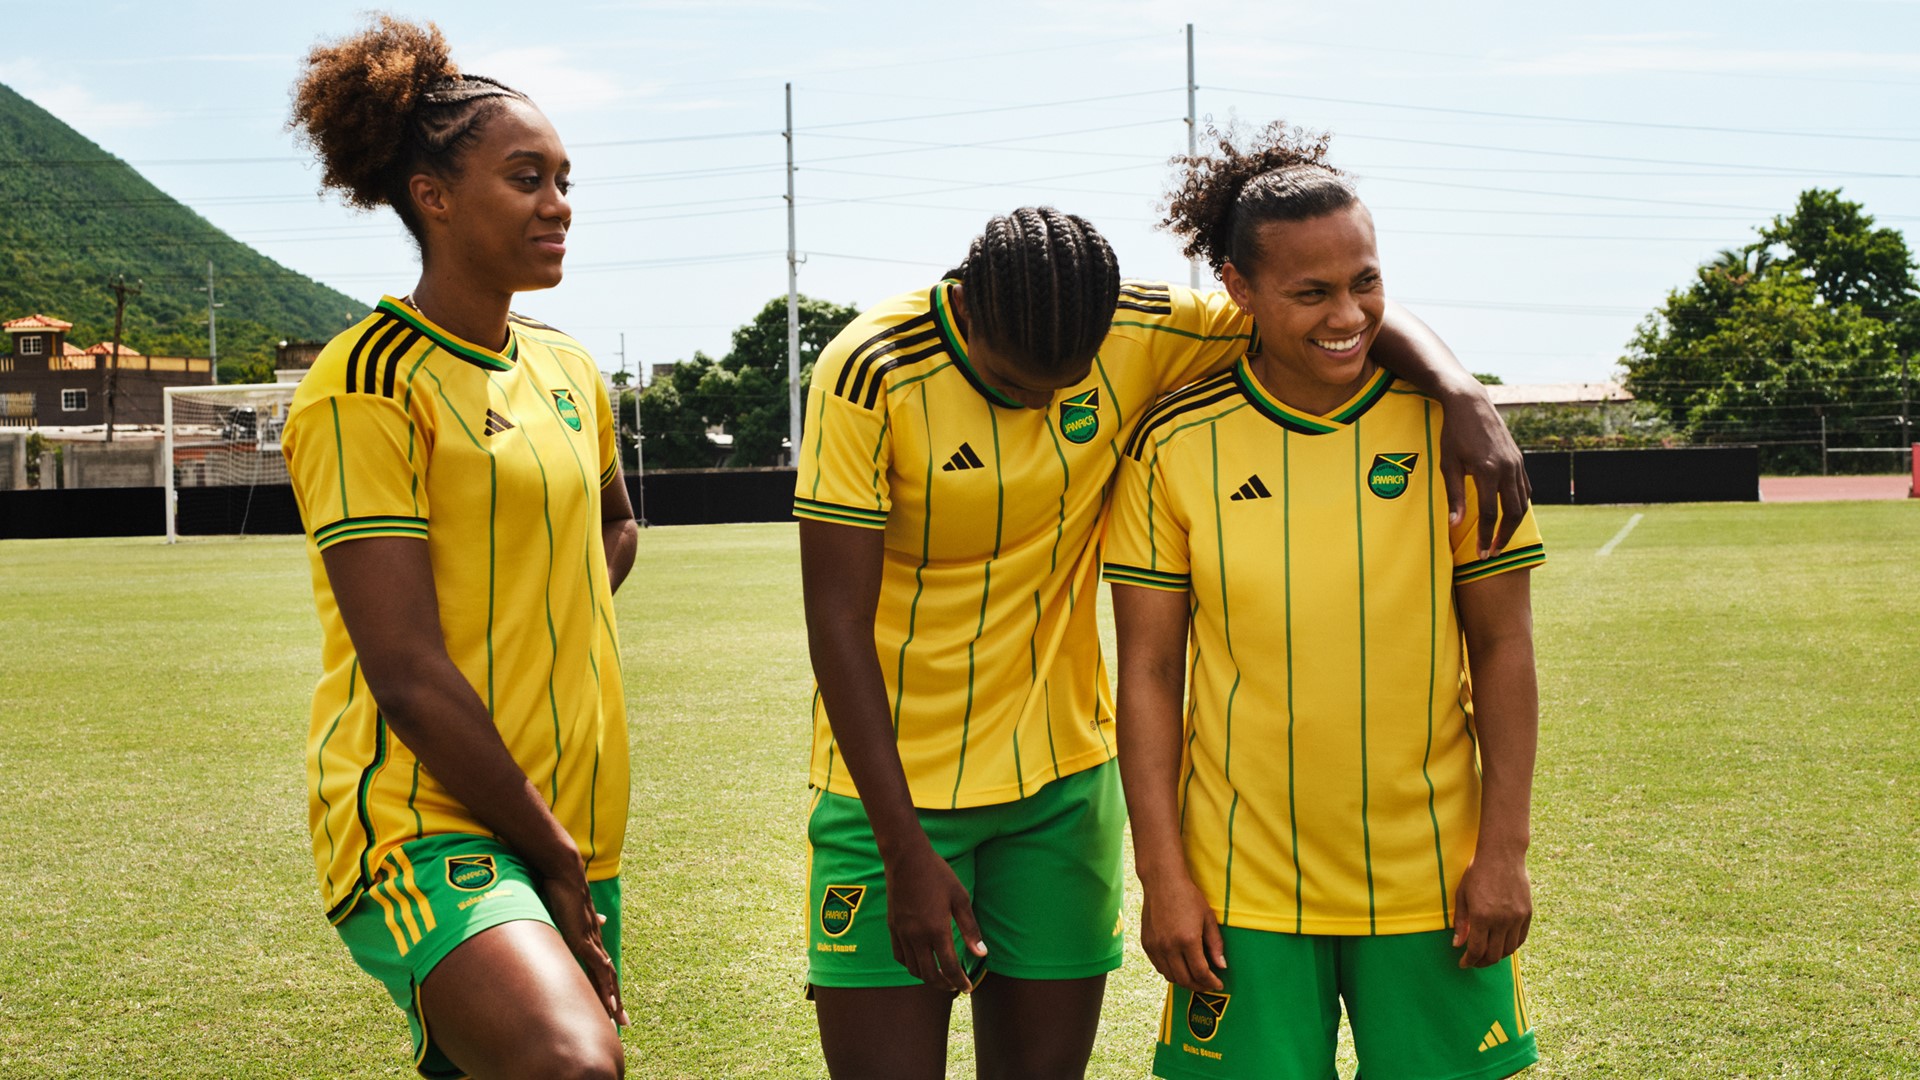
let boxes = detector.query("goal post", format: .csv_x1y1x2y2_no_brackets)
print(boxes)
163,383,300,543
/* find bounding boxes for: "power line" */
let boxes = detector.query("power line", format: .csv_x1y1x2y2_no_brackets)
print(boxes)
1214,86,1920,145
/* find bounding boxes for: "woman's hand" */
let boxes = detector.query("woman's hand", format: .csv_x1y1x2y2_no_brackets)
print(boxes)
1452,850,1532,969
534,859,629,1024
883,843,987,993
1140,873,1226,993
1438,386,1531,560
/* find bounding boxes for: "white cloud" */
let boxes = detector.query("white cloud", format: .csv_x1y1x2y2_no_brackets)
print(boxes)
464,46,627,110
0,59,162,130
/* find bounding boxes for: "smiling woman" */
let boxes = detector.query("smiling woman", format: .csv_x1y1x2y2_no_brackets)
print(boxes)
279,16,637,1080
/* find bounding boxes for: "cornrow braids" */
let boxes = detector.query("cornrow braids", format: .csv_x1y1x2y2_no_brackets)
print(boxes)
289,15,530,243
1161,121,1356,277
948,207,1120,379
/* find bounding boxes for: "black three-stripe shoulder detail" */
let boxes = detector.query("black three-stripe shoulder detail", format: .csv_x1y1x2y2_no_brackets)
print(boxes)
379,330,422,399
343,314,404,396
1116,299,1175,315
1122,371,1239,460
1120,280,1172,298
358,320,409,396
835,313,940,404
858,342,948,410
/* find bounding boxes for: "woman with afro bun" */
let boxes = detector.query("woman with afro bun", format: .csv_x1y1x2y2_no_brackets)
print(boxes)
280,17,635,1079
793,194,1529,1071
1106,122,1545,1080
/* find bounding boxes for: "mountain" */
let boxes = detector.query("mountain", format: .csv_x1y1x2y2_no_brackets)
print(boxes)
0,81,366,380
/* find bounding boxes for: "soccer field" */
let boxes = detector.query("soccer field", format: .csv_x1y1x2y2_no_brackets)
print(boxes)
1,503,1915,1078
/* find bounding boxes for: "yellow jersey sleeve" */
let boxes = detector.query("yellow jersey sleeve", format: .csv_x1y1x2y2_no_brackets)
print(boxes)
793,342,892,530
1112,282,1255,394
1449,479,1547,585
284,394,431,550
1102,446,1191,592
593,373,620,488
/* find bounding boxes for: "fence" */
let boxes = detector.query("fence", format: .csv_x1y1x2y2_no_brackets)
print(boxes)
0,449,1779,540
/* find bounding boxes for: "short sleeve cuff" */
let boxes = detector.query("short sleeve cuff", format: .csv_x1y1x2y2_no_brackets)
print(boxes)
793,497,888,529
1102,563,1190,592
313,515,429,550
599,458,619,487
1454,543,1545,585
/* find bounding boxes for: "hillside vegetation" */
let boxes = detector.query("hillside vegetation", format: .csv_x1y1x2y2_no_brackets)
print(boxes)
0,82,366,380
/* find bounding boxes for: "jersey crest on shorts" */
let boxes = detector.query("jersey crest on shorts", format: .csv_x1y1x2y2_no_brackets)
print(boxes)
1058,388,1100,445
820,885,867,938
1368,453,1419,500
1186,990,1230,1041
446,854,498,892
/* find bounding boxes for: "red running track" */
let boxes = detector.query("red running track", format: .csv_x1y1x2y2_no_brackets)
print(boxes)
1759,475,1915,502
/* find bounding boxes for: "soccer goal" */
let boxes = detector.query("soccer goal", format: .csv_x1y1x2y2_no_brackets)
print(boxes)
163,383,300,542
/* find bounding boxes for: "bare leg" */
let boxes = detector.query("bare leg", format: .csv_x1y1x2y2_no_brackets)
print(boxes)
421,920,624,1080
815,983,956,1080
972,975,1107,1080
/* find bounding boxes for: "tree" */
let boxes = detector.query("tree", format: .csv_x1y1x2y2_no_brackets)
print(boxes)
1621,188,1918,473
633,295,861,469
636,352,725,469
715,295,861,466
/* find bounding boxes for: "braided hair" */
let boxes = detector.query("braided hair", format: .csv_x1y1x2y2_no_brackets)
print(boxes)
1162,121,1356,278
945,207,1120,379
289,15,530,244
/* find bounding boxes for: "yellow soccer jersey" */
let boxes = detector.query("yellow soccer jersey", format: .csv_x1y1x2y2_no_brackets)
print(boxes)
1103,359,1545,936
283,297,628,921
795,280,1252,809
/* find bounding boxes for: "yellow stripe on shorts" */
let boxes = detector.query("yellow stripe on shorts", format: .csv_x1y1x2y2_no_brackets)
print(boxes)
393,848,438,933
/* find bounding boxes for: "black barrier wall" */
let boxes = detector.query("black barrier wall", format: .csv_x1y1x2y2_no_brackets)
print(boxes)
0,451,1768,540
1522,452,1573,506
176,485,305,536
0,487,164,539
627,467,796,527
1572,447,1759,504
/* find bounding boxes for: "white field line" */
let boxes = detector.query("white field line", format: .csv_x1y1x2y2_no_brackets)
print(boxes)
1596,512,1645,557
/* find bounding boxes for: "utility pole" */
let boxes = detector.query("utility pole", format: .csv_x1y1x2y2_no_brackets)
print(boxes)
1186,23,1200,290
204,260,222,385
106,274,142,444
785,82,803,467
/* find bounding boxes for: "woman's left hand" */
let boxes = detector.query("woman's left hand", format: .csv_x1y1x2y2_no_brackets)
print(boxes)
1451,852,1532,969
1438,386,1531,560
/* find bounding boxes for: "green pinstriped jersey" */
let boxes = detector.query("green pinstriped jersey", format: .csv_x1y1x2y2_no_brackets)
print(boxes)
795,280,1254,809
1103,360,1545,936
283,297,628,921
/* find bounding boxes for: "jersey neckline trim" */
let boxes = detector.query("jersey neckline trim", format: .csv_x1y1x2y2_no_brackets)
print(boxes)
931,281,1023,410
1235,359,1393,435
377,296,518,372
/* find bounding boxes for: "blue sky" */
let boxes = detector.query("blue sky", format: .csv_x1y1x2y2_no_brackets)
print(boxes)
6,0,1918,383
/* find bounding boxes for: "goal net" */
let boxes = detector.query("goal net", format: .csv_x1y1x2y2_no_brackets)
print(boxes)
164,383,300,542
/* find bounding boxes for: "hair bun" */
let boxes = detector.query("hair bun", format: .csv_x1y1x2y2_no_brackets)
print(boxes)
289,15,459,209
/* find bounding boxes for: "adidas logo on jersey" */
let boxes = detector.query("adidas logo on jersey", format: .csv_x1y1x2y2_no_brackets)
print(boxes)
942,443,986,472
1477,1020,1512,1052
484,409,515,436
1228,475,1272,501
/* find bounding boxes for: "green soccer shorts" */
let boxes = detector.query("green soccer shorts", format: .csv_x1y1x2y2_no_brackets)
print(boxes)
806,760,1126,987
1153,925,1537,1080
334,834,624,1080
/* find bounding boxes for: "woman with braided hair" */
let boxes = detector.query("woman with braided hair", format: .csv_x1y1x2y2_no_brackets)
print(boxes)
281,17,634,1079
794,204,1529,1078
1107,123,1543,1080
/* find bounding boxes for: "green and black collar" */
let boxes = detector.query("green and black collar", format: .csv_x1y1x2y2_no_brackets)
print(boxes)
376,296,517,372
930,281,1022,409
1235,358,1394,435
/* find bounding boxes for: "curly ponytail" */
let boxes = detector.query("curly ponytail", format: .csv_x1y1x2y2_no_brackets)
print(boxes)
1162,121,1356,278
289,15,529,242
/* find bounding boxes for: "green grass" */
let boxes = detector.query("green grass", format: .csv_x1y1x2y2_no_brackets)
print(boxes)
0,503,1914,1077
